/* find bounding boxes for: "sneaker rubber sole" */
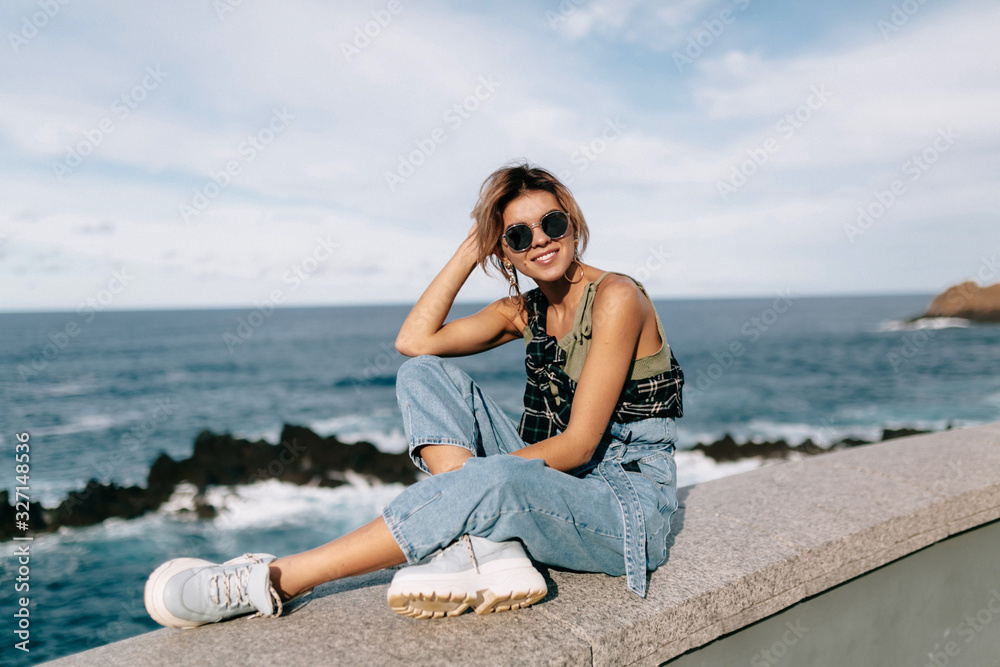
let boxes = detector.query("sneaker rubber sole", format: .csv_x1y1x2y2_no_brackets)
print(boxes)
144,557,217,629
387,560,547,619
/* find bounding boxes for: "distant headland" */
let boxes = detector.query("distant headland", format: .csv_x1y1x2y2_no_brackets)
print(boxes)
914,281,1000,322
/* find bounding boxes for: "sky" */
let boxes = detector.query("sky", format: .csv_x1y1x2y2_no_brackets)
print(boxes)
1,0,998,312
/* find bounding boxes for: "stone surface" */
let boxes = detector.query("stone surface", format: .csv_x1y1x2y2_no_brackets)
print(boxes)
47,423,1000,666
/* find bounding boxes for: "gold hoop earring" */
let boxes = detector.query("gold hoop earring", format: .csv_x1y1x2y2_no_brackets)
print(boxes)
565,258,585,284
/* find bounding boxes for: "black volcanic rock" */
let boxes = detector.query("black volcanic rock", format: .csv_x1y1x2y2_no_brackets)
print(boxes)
688,427,935,463
0,425,421,542
0,423,946,542
690,435,827,462
44,480,157,528
0,489,49,541
880,427,932,441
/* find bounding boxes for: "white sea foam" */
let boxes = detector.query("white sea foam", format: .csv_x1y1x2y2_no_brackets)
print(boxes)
675,450,765,488
231,414,409,453
877,317,970,332
675,417,963,450
30,413,131,437
738,418,881,447
36,379,97,397
308,414,408,453
678,421,872,449
983,391,1000,407
156,478,408,531
159,482,203,514
151,458,765,521
231,425,283,444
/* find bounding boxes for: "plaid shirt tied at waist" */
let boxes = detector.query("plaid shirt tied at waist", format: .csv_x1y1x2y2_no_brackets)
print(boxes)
517,287,684,445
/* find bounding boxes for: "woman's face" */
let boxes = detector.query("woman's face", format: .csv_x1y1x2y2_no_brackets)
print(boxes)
500,190,576,284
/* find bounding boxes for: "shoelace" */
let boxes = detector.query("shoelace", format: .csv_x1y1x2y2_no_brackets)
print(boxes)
257,586,283,619
427,535,481,574
208,554,284,618
209,561,253,610
460,535,481,574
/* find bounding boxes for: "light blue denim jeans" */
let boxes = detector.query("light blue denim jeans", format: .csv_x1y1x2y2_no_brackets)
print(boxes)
381,355,678,597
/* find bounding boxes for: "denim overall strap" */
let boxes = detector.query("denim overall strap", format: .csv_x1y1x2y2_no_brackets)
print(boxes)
596,457,648,597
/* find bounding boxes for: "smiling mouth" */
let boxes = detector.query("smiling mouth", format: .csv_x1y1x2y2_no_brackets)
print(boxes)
532,248,558,264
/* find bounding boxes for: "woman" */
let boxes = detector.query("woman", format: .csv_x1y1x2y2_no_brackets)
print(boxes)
144,163,684,627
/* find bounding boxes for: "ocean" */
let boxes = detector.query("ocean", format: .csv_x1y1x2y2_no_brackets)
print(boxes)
2,293,998,664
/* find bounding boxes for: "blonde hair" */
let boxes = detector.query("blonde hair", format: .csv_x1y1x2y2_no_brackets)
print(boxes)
471,162,590,304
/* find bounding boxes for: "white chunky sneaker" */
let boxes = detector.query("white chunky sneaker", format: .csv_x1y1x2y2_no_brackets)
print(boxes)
387,535,547,619
144,553,285,629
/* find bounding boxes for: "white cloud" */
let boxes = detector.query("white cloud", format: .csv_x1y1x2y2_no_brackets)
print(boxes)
553,0,720,47
0,0,997,311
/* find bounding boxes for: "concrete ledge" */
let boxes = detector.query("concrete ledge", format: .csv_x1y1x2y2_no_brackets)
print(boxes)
48,422,1000,666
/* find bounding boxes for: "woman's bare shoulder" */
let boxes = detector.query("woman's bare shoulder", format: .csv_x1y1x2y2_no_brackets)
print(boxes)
490,295,531,334
593,273,644,305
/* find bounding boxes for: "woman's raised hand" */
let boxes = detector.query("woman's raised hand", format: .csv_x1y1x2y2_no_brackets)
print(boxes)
395,219,520,358
458,221,482,260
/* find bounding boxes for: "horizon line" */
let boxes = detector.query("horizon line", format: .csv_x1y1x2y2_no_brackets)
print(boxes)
0,289,938,316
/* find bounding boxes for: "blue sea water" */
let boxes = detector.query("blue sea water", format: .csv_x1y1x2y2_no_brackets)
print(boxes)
1,294,998,664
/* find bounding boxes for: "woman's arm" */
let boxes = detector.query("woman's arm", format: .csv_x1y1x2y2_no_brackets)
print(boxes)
510,276,646,471
395,229,524,358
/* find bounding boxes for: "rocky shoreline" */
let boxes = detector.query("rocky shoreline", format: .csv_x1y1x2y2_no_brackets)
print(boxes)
687,427,935,462
0,424,939,542
0,425,420,542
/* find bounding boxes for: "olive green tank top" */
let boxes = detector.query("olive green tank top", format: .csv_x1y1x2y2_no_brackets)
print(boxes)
521,271,673,383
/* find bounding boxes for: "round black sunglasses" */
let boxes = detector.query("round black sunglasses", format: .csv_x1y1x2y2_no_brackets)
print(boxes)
502,211,570,252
